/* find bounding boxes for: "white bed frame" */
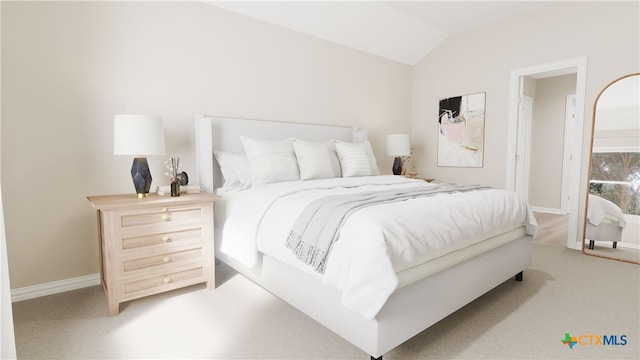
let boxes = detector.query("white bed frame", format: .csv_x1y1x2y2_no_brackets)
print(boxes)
194,114,533,359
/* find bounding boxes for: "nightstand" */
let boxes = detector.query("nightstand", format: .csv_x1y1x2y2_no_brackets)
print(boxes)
87,192,217,316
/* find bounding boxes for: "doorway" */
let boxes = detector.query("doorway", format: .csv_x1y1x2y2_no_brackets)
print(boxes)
505,57,588,250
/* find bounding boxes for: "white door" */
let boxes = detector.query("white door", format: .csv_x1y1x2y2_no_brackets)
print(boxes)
515,95,533,201
560,95,577,214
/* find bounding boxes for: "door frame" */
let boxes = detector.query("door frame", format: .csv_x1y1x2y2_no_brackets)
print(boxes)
505,57,587,250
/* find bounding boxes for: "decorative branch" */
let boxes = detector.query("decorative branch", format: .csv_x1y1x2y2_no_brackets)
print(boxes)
164,157,180,182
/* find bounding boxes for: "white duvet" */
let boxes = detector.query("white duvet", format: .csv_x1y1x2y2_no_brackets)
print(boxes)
219,176,537,320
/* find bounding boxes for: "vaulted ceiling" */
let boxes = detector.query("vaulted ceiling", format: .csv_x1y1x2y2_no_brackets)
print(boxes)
207,1,554,65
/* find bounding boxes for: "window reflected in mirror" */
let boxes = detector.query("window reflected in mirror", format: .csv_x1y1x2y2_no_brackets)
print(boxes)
590,152,640,215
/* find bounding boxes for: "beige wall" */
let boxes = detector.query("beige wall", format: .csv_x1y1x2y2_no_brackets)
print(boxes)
522,76,536,98
1,2,18,357
411,2,640,189
529,74,577,210
1,1,411,288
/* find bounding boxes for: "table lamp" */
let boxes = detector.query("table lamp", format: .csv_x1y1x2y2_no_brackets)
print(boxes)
386,134,410,175
114,114,166,198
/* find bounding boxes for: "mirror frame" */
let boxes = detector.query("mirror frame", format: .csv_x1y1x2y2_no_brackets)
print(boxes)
582,72,640,264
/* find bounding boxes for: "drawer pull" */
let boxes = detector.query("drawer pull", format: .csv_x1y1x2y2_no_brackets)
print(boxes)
163,277,171,283
161,214,171,221
162,208,168,212
162,235,171,242
163,256,171,263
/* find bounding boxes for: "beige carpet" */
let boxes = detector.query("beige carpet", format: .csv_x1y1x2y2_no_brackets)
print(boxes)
12,241,639,360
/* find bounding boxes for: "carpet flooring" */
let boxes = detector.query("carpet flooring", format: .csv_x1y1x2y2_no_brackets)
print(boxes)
11,219,640,359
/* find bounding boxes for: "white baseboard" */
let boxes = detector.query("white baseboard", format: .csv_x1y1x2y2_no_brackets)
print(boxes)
11,273,100,303
531,206,567,215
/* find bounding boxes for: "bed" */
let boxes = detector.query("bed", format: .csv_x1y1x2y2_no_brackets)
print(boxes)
194,114,536,359
585,194,626,250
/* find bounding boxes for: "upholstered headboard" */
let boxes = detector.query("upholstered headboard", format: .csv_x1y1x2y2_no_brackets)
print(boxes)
194,114,364,193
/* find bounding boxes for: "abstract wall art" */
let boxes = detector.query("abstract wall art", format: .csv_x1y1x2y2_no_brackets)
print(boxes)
438,92,486,167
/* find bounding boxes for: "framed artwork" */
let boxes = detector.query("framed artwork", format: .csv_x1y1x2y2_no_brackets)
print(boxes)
437,92,486,167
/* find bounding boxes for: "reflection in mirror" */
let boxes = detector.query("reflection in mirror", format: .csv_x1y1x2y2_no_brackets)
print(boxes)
584,73,640,264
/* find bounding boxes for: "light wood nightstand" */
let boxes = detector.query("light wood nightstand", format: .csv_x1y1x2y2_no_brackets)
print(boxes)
87,192,217,316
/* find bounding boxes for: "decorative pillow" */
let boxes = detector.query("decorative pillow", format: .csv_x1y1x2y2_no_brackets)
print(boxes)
293,139,342,180
362,141,380,175
213,150,252,190
335,141,380,177
241,136,300,185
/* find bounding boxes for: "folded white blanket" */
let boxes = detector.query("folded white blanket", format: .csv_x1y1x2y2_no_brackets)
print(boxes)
286,183,491,273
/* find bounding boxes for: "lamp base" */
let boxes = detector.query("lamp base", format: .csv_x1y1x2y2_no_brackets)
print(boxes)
131,157,152,197
392,157,403,175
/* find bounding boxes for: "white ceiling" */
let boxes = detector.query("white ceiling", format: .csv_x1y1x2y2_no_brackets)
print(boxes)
207,1,554,65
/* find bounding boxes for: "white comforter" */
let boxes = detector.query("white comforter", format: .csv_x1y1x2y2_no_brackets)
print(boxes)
219,176,537,320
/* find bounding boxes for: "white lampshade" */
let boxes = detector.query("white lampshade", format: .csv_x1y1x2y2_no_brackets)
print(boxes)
386,134,411,156
114,114,166,156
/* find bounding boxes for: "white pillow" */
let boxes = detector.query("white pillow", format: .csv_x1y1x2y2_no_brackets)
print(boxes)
335,141,380,177
293,139,342,180
241,136,300,185
213,150,252,190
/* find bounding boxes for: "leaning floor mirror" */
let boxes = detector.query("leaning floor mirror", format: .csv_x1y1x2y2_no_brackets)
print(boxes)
583,73,640,264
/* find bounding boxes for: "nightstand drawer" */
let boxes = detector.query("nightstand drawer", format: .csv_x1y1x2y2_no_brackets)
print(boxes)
119,205,203,229
124,267,204,295
122,228,203,250
123,247,203,272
